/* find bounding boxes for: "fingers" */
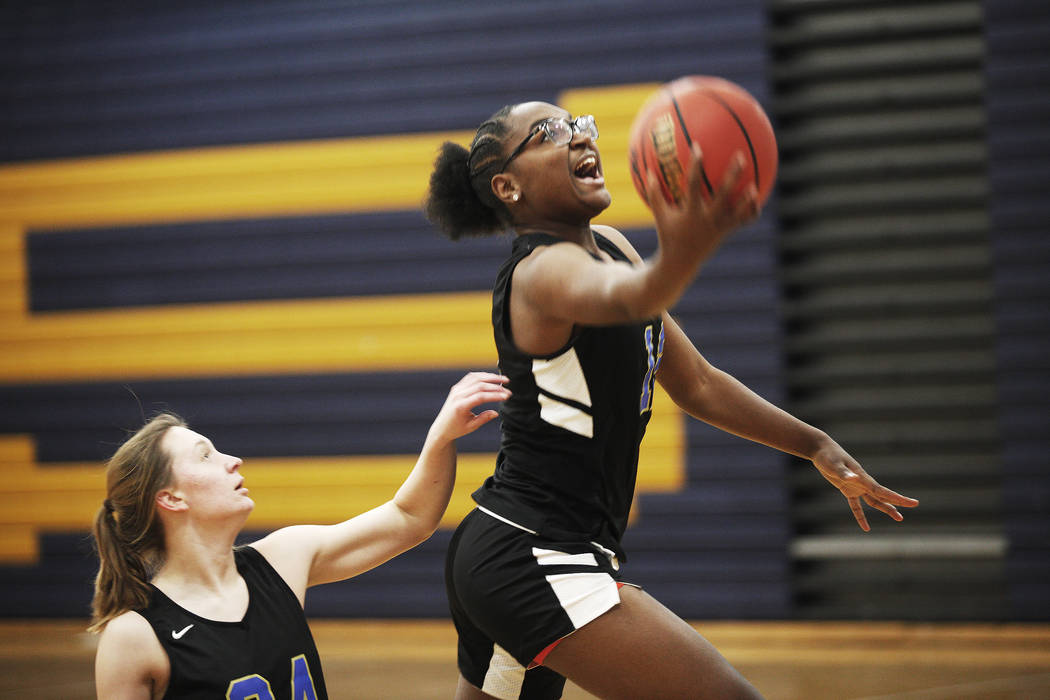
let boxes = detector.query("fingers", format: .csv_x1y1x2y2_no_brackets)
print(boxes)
870,484,920,508
451,373,511,410
435,373,510,440
451,371,509,393
715,151,746,201
846,484,918,531
823,451,919,531
647,146,761,227
464,409,500,431
683,142,705,203
862,493,903,522
693,150,760,231
848,496,870,532
461,389,512,410
716,152,760,225
645,170,668,215
454,371,509,386
731,184,760,225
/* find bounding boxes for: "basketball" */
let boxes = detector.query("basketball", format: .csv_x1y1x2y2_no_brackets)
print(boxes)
628,75,778,208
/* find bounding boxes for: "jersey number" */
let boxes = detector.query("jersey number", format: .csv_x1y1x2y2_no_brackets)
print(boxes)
227,654,318,700
640,323,665,414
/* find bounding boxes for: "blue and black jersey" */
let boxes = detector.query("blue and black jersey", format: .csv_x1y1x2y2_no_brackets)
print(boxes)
138,546,327,700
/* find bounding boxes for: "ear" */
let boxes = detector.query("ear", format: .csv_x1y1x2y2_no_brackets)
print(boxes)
155,488,188,513
490,173,521,207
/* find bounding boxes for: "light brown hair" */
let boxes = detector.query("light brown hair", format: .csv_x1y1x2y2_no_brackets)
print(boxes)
88,413,186,633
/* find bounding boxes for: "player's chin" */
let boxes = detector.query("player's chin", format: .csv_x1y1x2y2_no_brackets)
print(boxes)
577,186,612,214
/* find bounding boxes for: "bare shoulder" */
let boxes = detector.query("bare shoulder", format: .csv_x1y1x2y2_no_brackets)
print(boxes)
96,610,168,698
512,238,596,290
247,526,322,603
250,525,322,570
98,609,160,650
592,225,644,264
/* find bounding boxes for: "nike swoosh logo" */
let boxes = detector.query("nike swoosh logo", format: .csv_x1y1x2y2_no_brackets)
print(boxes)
172,624,194,640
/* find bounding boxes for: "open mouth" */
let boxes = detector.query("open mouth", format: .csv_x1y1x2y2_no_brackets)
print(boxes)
573,153,603,182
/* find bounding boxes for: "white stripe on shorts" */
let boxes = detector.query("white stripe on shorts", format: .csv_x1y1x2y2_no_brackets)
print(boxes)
532,547,599,567
481,643,526,700
544,572,621,630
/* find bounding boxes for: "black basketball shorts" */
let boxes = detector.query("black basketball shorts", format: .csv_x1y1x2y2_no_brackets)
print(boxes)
445,507,636,700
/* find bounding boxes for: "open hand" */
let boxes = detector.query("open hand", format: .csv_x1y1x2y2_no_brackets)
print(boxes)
811,442,920,531
645,144,760,261
429,372,511,443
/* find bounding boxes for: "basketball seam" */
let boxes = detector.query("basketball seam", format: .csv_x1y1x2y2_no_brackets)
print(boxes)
629,147,644,191
667,89,715,196
699,89,761,192
640,146,655,201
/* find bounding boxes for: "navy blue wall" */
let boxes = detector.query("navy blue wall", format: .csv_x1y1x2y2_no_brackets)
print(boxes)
984,0,1050,621
1,0,789,620
8,0,1045,623
3,0,766,161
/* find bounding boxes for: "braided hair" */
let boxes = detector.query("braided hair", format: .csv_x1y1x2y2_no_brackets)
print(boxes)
424,105,517,239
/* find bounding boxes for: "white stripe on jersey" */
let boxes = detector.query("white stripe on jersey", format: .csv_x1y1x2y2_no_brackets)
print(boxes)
533,349,593,437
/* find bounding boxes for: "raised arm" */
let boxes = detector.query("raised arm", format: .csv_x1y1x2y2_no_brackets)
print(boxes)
656,313,918,530
251,372,510,602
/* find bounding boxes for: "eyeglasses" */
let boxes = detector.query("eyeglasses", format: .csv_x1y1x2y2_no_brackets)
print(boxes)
499,114,598,172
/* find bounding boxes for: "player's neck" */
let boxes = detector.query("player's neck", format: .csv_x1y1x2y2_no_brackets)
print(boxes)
155,521,241,591
515,222,597,253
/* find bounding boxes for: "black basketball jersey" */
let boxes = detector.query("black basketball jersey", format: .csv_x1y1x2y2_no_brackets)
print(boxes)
473,231,665,559
138,546,328,700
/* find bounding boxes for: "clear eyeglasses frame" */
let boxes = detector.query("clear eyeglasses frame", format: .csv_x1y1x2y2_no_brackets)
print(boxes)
499,114,598,172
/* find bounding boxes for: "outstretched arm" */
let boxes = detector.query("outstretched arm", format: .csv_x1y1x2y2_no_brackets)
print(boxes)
252,372,510,602
656,315,917,530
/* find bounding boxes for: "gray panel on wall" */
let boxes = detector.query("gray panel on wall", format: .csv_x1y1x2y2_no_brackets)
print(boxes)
768,0,1004,619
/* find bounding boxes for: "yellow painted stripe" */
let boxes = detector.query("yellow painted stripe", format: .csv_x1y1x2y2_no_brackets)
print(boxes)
0,132,467,229
0,397,681,563
0,83,686,563
0,84,666,383
0,83,658,231
0,225,26,321
1,291,497,383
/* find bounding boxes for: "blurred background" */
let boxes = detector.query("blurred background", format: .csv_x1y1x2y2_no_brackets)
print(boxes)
0,0,1047,692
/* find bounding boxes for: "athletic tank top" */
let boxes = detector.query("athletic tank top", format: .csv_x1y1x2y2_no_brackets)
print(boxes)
139,546,328,700
473,231,665,560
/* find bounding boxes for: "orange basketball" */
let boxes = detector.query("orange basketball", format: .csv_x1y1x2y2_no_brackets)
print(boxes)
628,76,778,208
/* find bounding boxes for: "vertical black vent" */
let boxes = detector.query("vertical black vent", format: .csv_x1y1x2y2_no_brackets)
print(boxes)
767,0,1003,619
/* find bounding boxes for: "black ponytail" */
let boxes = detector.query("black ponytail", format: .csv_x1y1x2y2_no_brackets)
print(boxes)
424,105,516,240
